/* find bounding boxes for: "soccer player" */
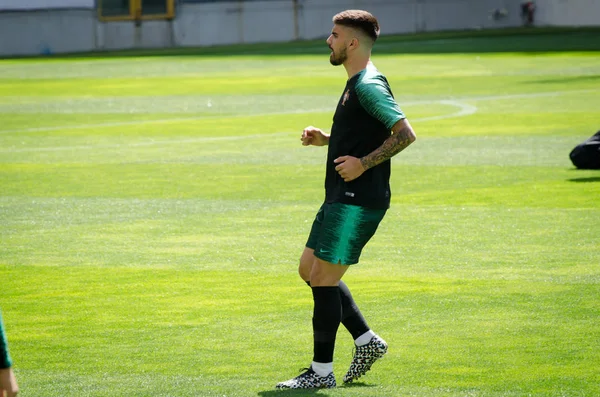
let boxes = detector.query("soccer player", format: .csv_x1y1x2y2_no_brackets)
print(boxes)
276,9,416,389
0,310,18,397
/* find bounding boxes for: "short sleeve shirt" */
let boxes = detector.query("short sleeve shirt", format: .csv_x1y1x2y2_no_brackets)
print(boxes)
325,63,405,209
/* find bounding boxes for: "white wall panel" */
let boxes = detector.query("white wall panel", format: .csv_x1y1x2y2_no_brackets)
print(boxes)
239,1,295,43
0,0,597,57
0,9,95,56
99,20,174,50
0,0,93,10
535,0,600,27
174,3,245,46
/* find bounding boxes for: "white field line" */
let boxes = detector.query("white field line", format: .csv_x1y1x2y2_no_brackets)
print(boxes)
451,88,598,102
0,107,332,135
0,97,468,137
0,99,476,153
414,100,478,122
0,88,595,136
1,131,295,153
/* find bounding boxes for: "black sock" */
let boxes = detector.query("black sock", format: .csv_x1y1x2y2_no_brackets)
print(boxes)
338,280,370,340
306,280,370,340
312,286,342,363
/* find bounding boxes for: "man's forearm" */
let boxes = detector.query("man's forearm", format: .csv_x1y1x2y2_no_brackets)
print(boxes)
360,123,416,171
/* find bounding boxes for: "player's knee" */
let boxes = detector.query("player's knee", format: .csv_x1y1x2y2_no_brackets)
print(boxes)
298,267,309,282
309,266,334,287
298,248,315,282
298,260,311,282
309,258,347,286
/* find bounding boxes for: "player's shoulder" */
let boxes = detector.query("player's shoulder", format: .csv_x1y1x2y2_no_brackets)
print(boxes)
356,63,389,92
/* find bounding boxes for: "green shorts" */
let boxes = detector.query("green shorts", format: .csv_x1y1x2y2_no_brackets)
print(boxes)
306,202,387,265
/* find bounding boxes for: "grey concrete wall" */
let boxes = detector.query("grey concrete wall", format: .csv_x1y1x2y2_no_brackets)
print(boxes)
174,0,523,48
0,0,597,57
174,1,297,46
98,20,175,50
0,0,93,11
0,9,96,56
536,0,600,27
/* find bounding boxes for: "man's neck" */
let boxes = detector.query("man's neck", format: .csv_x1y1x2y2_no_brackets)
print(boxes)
344,57,372,79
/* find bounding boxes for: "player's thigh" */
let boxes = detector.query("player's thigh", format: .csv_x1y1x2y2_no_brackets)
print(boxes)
299,204,327,281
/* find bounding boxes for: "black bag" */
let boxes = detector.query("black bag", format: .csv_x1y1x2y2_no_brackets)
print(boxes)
570,131,600,169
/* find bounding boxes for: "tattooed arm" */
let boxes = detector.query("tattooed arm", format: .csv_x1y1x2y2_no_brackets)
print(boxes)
360,118,416,171
334,118,416,182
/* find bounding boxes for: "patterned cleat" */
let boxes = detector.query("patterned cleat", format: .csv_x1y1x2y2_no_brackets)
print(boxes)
276,367,336,389
343,335,388,383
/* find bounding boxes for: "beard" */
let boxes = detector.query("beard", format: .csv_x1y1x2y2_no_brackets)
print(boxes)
329,47,348,66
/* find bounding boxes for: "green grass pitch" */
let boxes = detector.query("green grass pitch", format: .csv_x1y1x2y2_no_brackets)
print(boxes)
1,28,600,396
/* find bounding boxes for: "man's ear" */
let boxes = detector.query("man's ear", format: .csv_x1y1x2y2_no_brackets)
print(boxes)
349,37,360,50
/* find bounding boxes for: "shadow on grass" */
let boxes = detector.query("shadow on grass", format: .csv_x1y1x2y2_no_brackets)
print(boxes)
257,389,323,396
568,176,600,183
525,75,600,85
257,382,376,396
340,382,377,389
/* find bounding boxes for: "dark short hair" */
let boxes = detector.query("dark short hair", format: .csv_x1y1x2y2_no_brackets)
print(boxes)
333,10,380,42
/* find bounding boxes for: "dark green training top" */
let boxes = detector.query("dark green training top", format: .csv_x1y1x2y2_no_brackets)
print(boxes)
325,63,405,209
0,310,12,369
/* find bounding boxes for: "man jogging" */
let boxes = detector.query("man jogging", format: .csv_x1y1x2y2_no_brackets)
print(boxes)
276,9,417,389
